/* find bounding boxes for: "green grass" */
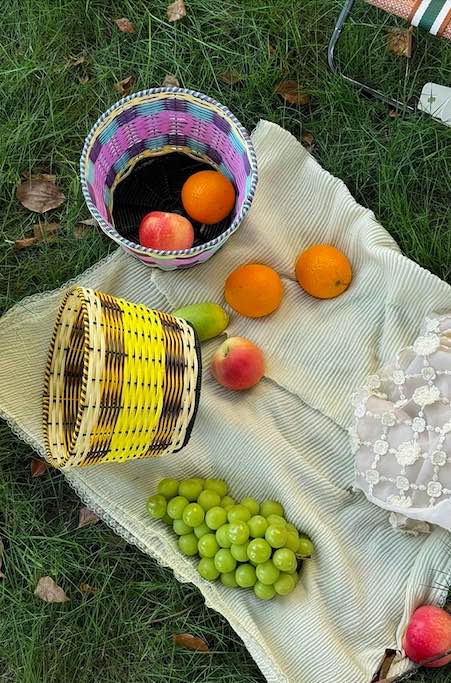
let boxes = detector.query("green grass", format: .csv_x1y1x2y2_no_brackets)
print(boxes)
0,1,450,681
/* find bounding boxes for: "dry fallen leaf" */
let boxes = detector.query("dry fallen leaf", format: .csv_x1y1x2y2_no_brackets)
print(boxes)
387,27,412,58
275,80,310,106
162,73,180,87
219,70,243,86
34,576,69,603
114,75,135,95
74,218,98,239
166,0,186,22
14,223,60,251
67,54,87,67
20,170,56,183
79,582,97,595
172,633,209,652
388,107,399,118
77,74,90,85
301,132,315,152
77,507,100,529
16,179,65,213
115,17,134,33
33,222,60,240
31,459,48,477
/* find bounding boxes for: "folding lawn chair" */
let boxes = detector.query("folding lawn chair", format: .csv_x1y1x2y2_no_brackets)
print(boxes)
328,0,451,123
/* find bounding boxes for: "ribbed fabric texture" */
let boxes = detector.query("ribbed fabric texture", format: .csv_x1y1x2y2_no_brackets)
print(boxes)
0,121,450,683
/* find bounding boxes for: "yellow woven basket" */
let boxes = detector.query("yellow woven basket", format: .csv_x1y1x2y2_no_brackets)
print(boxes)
42,287,201,468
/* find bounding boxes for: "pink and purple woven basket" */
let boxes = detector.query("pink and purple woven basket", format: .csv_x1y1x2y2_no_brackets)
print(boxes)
80,88,258,270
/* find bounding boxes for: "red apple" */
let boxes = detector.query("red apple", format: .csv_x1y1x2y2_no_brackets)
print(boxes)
211,337,264,391
403,605,451,668
138,211,194,251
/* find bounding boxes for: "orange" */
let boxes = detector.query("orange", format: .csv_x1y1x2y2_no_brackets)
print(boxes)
181,170,236,225
295,244,352,299
224,263,283,318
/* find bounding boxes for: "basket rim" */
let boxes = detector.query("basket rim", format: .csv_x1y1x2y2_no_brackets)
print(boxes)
80,87,258,258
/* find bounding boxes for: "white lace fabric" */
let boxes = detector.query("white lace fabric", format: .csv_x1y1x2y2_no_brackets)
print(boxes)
353,316,451,530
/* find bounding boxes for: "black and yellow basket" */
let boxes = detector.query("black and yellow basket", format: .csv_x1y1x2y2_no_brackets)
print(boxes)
43,287,201,468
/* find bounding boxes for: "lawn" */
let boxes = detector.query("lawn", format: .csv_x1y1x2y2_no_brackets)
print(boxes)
0,0,450,681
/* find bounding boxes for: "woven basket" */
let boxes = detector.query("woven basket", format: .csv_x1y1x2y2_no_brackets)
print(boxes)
42,287,201,468
80,88,258,270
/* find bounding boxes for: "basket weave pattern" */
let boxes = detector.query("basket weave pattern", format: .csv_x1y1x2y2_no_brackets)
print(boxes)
43,287,201,468
80,88,258,269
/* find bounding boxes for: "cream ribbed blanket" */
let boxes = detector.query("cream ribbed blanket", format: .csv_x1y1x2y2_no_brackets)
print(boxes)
0,121,450,683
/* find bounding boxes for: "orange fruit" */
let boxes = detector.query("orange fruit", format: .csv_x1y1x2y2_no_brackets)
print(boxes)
295,244,352,299
181,170,236,224
224,263,283,318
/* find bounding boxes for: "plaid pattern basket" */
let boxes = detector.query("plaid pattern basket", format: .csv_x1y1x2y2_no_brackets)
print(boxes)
42,287,201,468
80,88,258,270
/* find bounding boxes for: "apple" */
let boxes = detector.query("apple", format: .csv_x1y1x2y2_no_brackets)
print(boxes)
138,211,194,251
211,337,264,390
403,605,451,668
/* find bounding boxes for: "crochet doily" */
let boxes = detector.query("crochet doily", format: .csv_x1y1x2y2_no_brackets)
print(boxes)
352,315,451,531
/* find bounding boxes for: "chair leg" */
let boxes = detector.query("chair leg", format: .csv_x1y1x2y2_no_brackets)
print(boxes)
327,0,415,112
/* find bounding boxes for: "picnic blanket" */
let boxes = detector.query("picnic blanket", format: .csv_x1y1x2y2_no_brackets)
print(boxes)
1,121,450,683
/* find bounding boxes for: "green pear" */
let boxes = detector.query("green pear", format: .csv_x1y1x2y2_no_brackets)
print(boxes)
173,302,229,342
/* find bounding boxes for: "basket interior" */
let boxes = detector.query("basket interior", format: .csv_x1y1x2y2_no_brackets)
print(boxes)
82,91,255,241
112,152,232,246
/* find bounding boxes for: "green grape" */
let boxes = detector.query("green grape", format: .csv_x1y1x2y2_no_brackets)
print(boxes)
198,489,221,511
177,533,198,556
221,495,235,509
146,494,167,519
162,514,173,525
265,524,288,549
297,536,314,557
248,515,268,538
157,478,179,499
227,505,251,523
293,570,300,585
182,502,205,527
173,519,192,535
247,539,271,564
205,506,227,530
193,522,210,539
230,542,250,563
256,560,280,586
204,479,228,497
191,477,205,488
235,563,257,588
260,500,284,518
241,497,260,516
179,479,204,501
274,572,296,596
197,558,220,581
214,549,236,573
266,514,286,527
198,533,220,558
285,529,300,552
228,521,250,545
272,548,297,573
285,522,297,533
215,524,232,549
220,571,238,588
254,581,276,600
167,495,189,520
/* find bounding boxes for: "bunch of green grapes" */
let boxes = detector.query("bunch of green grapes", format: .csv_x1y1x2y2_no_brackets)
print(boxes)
146,477,314,601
